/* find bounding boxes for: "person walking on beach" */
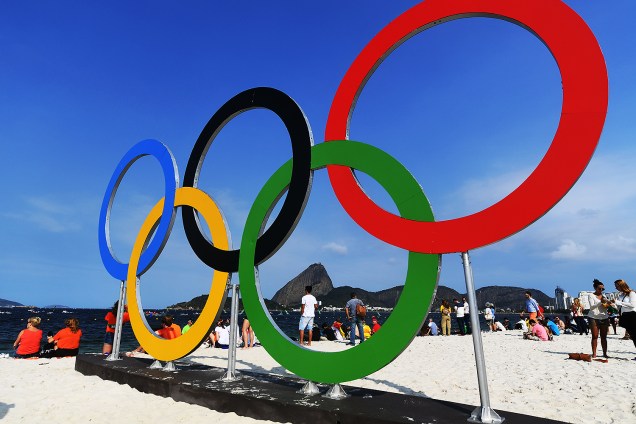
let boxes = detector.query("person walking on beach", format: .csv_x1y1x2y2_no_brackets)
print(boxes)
571,298,588,335
345,292,365,346
299,285,318,346
453,298,466,335
587,279,611,358
103,300,130,355
611,279,636,358
13,316,43,358
522,291,541,321
440,299,452,336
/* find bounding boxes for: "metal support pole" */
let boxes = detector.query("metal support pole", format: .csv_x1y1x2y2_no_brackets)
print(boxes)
105,279,126,361
220,283,240,381
461,252,504,424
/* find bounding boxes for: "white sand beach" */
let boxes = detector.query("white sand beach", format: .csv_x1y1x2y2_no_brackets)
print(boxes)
1,329,634,424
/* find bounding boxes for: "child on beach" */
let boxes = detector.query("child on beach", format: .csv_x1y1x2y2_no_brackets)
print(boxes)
13,316,43,358
103,301,129,355
524,319,549,341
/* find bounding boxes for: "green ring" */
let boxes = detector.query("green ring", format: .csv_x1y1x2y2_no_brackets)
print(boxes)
239,140,440,384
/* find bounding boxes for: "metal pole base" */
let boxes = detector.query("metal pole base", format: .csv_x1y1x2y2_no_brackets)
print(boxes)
162,361,177,372
322,384,349,400
218,370,241,382
297,381,320,395
104,353,121,361
468,405,505,423
148,360,163,369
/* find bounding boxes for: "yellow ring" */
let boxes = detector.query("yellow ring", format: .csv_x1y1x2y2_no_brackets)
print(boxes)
126,187,230,361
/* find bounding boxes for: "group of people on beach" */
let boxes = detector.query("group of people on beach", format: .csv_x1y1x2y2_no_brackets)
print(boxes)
297,287,381,345
13,316,82,359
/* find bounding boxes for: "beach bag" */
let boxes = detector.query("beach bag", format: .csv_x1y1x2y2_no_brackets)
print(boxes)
356,303,367,319
537,304,545,319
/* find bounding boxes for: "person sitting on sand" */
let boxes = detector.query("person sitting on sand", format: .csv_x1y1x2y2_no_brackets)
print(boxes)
13,316,43,359
322,323,337,341
524,319,549,341
182,320,193,334
332,320,345,341
214,319,230,349
554,316,566,332
515,316,529,332
45,317,82,357
423,318,438,336
156,315,181,339
493,320,506,332
103,301,130,355
544,318,560,337
502,318,511,330
371,316,381,334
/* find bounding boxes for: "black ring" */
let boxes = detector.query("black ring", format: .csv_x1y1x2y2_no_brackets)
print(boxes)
182,87,313,272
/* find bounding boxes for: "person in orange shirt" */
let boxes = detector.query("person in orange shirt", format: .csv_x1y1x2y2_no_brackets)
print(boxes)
103,301,130,355
156,315,181,339
13,316,43,358
45,318,82,357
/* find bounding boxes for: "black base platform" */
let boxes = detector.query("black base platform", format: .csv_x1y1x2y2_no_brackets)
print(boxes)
75,354,564,424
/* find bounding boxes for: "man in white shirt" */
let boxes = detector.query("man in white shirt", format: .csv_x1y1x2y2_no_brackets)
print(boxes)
299,285,318,346
453,298,466,335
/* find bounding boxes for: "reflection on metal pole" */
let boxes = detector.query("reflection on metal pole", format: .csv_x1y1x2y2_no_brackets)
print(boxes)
461,252,504,424
221,282,240,381
105,279,126,361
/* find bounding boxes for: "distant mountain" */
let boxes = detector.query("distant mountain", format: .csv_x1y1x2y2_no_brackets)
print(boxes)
271,263,334,307
0,298,23,307
169,264,555,312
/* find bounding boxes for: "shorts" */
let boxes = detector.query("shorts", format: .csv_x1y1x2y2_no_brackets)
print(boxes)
589,318,610,330
104,331,115,345
528,312,537,320
299,316,314,331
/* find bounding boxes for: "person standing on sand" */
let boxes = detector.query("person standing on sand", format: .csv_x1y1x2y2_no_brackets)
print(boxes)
242,317,255,349
611,279,636,359
587,279,611,358
345,292,365,346
103,301,129,355
453,298,465,335
462,297,472,334
522,291,540,321
440,300,452,336
182,320,193,334
299,285,318,346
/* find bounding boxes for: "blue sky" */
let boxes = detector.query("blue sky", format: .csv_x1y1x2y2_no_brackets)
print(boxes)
1,1,635,308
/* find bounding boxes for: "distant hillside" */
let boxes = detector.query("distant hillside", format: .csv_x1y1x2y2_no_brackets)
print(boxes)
168,294,283,311
0,298,23,307
169,264,555,312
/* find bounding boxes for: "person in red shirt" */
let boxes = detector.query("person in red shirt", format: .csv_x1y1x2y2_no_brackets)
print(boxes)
45,318,82,357
13,316,43,358
156,315,181,339
371,316,382,334
103,301,130,355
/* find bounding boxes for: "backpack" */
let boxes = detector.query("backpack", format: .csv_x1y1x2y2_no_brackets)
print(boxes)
356,303,367,319
537,304,545,319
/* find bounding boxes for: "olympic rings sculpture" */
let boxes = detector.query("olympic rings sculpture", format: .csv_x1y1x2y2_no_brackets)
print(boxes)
98,0,607,385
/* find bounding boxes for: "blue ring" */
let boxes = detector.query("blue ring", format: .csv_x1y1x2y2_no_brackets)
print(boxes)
98,139,179,280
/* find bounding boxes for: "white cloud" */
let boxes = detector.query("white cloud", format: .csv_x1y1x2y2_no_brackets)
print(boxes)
550,239,587,260
3,195,85,233
322,242,348,255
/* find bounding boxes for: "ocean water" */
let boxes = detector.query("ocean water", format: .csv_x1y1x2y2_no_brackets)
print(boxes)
0,307,568,355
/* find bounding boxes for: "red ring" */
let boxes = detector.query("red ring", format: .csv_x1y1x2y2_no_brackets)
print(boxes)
325,0,608,254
